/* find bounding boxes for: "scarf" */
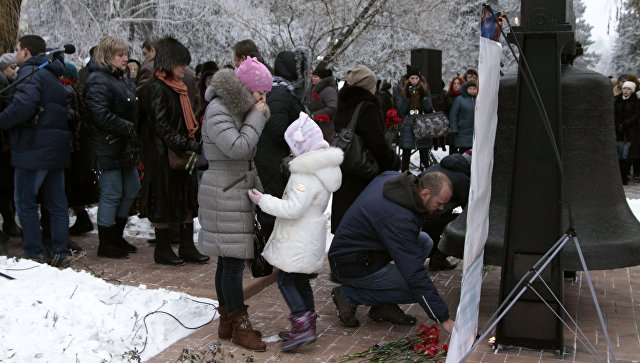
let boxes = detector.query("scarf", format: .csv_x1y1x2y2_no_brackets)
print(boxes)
155,70,198,139
272,76,295,94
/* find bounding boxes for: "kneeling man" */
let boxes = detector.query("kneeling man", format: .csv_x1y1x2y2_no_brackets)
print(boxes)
329,171,455,333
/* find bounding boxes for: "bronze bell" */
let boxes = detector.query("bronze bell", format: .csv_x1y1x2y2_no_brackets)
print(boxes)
440,65,640,271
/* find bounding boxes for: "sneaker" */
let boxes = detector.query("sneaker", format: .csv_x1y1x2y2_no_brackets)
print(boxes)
367,304,417,325
331,286,359,327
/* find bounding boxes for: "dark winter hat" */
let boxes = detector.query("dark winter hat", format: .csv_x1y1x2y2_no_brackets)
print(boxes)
154,37,191,73
312,67,332,79
406,65,421,78
18,35,46,56
62,62,78,80
201,61,219,74
127,59,141,68
274,51,298,81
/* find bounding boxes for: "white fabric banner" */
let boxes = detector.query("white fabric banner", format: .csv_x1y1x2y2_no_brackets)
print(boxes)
446,36,502,363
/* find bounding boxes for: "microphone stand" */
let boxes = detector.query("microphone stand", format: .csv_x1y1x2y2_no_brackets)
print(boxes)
0,54,59,96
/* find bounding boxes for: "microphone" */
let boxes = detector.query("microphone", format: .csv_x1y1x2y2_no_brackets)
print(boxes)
45,44,76,56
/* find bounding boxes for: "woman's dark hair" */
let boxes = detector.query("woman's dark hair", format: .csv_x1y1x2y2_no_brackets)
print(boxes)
154,37,191,76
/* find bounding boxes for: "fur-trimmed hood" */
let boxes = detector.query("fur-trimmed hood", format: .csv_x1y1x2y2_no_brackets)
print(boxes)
205,69,255,115
289,146,343,192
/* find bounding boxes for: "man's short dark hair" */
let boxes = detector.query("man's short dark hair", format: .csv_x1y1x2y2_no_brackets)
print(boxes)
233,39,261,59
418,171,452,196
464,68,478,79
18,35,46,56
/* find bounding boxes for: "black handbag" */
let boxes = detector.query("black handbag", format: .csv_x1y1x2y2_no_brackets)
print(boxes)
251,216,273,278
330,102,380,180
280,155,294,179
412,111,449,140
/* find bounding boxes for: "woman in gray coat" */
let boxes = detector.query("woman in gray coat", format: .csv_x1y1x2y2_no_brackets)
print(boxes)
196,57,272,352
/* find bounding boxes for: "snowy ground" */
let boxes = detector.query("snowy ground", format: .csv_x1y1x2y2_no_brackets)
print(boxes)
2,149,640,363
0,258,218,362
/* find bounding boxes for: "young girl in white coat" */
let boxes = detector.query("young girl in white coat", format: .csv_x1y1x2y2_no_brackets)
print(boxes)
247,112,343,351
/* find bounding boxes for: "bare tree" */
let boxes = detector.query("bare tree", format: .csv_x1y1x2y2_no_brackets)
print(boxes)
0,0,22,53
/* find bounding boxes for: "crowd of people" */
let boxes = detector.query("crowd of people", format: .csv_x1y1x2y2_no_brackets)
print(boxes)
0,33,484,352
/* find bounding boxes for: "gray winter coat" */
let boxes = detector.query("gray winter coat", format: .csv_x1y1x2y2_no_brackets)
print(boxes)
196,69,270,259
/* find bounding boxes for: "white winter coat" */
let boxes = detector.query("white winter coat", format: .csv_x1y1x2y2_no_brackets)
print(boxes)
259,146,343,273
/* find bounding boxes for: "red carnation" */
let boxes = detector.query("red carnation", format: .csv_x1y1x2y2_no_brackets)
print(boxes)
311,91,321,100
315,113,331,123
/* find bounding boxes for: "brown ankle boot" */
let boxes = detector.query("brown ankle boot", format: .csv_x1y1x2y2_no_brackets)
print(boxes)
218,306,262,340
229,306,266,351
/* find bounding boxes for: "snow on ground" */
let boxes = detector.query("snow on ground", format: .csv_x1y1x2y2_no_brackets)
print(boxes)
3,148,640,363
0,257,218,362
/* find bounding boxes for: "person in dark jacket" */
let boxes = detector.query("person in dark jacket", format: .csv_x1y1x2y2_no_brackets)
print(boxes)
330,65,400,234
441,76,465,154
307,67,338,141
255,48,310,241
0,52,22,246
614,81,640,185
328,171,455,333
421,151,471,270
449,81,477,153
397,65,434,172
139,37,209,266
84,35,141,259
0,35,72,265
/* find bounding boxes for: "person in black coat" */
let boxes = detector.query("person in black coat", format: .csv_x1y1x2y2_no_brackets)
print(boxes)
614,81,640,185
84,35,141,259
0,52,21,245
331,65,400,234
421,151,471,270
255,48,310,241
138,37,209,266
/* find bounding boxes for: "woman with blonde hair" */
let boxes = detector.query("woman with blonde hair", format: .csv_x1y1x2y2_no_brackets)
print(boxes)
84,36,141,259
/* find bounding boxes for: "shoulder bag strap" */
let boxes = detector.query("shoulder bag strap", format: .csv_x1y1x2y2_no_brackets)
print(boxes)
342,101,365,143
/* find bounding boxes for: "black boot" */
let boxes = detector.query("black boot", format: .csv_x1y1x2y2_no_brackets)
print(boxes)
0,239,8,256
429,248,457,271
178,223,210,264
97,225,129,259
115,217,137,253
154,228,184,266
0,200,21,237
69,208,94,235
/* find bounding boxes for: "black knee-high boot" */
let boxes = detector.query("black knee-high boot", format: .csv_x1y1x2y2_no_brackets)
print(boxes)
178,223,210,264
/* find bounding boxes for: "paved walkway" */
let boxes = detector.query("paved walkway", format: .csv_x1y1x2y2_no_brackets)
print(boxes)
3,183,640,362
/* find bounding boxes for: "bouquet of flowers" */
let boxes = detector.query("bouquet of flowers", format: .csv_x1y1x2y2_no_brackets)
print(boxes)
342,324,448,362
385,109,403,130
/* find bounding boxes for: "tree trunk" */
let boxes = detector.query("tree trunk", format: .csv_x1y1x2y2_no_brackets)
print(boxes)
0,0,22,53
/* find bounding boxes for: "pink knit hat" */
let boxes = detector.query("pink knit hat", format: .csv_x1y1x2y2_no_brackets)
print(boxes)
284,112,329,156
235,56,273,93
